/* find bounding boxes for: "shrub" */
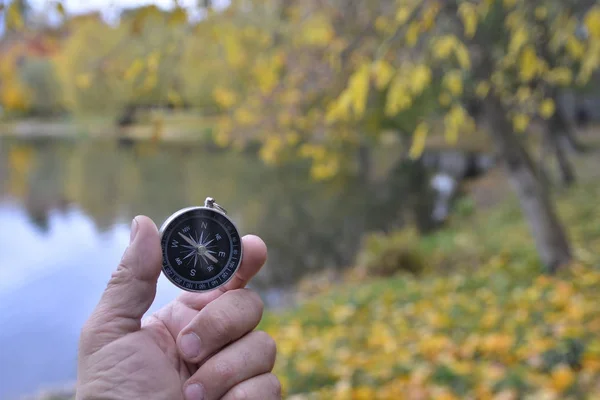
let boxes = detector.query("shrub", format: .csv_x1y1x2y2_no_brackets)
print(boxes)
356,228,427,277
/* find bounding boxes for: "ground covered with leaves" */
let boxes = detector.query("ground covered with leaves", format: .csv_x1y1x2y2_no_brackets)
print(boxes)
260,174,600,399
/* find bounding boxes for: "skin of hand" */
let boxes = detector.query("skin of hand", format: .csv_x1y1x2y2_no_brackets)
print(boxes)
76,216,281,400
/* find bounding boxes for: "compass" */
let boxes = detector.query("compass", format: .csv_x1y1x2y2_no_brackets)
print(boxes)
158,197,243,292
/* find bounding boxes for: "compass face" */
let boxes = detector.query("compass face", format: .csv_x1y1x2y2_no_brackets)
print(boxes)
159,207,242,292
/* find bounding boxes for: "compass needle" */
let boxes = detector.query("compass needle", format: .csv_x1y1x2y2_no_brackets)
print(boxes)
178,232,198,247
206,253,219,264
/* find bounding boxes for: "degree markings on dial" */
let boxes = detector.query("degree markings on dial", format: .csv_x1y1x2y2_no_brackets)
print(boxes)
165,211,239,288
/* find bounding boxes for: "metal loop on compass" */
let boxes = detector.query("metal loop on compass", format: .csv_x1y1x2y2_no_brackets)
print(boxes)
204,197,228,214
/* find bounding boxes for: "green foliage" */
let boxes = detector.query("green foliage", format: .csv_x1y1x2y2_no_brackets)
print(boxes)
356,228,427,277
18,58,63,117
453,195,476,219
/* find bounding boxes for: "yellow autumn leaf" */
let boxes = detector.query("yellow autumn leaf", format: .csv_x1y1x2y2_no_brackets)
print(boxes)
519,46,540,82
353,386,377,400
445,104,468,133
310,157,339,181
259,136,283,165
6,2,24,30
439,92,452,107
458,3,478,39
253,56,280,94
300,13,334,46
348,64,370,117
503,0,517,8
213,87,237,108
1,84,29,111
512,113,530,132
539,99,556,119
147,50,160,71
395,6,412,25
421,2,440,31
409,64,432,95
551,364,575,392
124,59,144,82
443,70,463,96
516,87,532,103
432,35,456,60
234,107,258,126
535,6,548,21
326,90,352,123
406,21,420,47
371,60,395,90
409,122,428,159
222,34,245,67
375,16,392,34
577,43,600,84
475,81,490,98
566,36,586,60
385,74,412,116
55,2,66,17
214,119,232,148
508,27,528,55
168,7,188,25
455,42,471,70
545,67,573,86
584,6,600,38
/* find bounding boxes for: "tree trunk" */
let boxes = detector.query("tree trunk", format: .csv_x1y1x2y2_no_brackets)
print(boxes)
357,142,372,183
552,96,586,153
483,95,572,273
547,124,576,187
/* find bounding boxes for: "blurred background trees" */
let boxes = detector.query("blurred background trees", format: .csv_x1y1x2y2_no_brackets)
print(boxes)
1,0,599,273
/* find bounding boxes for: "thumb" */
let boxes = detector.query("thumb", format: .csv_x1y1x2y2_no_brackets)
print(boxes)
80,216,163,355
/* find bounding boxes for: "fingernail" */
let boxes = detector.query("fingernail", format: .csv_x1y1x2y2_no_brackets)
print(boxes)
185,383,205,400
180,333,201,359
130,218,139,244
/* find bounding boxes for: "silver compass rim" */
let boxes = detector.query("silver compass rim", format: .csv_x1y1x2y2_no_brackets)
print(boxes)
158,205,244,293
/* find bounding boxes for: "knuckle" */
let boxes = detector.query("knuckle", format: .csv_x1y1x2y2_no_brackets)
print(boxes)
207,308,234,341
107,261,134,289
213,359,236,383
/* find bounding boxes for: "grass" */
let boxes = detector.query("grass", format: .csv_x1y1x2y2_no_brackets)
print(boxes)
259,148,600,399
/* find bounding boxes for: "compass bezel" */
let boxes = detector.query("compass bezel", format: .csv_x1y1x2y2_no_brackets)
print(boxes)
158,206,243,292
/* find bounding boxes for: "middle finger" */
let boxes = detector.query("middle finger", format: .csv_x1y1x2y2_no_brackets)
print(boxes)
176,288,264,364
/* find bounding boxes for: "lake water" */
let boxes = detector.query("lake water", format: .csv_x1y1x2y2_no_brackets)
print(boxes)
0,136,411,399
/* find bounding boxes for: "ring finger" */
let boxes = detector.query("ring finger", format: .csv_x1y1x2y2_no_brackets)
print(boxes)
221,373,282,400
183,331,277,400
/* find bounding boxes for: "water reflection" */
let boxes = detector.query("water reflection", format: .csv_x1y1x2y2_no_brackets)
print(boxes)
0,136,409,399
0,137,412,288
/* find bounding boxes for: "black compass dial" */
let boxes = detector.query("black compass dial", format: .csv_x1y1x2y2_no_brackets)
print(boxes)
160,207,242,292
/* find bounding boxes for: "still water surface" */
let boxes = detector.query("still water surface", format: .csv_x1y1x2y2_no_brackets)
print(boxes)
0,136,405,399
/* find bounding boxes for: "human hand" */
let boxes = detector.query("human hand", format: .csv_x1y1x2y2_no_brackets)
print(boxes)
76,216,280,400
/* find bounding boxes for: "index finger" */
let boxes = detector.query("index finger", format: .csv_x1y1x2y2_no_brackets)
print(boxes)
149,235,267,337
